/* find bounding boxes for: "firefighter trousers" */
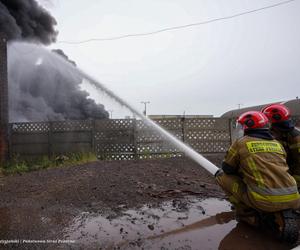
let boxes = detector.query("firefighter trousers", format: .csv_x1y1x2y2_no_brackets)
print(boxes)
216,173,255,210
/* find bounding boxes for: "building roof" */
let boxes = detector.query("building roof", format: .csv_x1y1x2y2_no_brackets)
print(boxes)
221,98,300,118
148,115,213,119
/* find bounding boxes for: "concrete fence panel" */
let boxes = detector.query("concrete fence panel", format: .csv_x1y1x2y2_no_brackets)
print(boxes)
10,117,232,160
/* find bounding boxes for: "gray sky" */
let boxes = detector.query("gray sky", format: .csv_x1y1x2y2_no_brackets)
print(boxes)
46,0,300,117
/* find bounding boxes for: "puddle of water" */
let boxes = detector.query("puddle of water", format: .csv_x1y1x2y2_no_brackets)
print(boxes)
64,198,291,250
65,198,232,248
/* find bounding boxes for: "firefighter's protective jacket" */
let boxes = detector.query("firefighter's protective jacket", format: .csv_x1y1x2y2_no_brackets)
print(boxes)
223,133,300,212
271,127,300,187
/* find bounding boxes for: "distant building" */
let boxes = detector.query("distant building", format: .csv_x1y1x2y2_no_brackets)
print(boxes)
221,98,300,142
221,98,300,118
148,114,214,119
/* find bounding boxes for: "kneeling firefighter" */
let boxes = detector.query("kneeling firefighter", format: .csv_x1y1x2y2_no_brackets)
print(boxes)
216,111,300,243
262,103,300,188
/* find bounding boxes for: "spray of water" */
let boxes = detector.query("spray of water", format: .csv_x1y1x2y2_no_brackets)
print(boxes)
9,42,219,176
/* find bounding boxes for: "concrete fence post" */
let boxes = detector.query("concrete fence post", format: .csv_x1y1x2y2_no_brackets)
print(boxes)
91,119,96,155
181,116,185,143
48,122,53,158
132,119,138,160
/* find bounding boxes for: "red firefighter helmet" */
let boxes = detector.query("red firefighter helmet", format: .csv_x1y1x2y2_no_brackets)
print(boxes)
261,104,290,123
237,111,269,130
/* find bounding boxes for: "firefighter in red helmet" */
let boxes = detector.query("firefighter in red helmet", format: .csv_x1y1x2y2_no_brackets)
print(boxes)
262,104,300,188
215,111,300,226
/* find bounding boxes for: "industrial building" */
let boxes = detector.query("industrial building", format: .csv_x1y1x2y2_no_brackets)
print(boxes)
221,98,300,118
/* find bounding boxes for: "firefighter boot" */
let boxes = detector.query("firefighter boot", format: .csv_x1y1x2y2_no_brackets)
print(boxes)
234,206,260,228
261,210,299,244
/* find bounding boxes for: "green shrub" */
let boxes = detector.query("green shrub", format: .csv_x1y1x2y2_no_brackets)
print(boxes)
0,152,98,175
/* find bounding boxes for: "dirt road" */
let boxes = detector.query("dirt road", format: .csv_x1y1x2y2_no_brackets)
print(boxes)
0,155,292,249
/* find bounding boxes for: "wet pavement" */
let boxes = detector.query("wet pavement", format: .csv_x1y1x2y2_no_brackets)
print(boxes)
64,197,291,250
0,157,225,248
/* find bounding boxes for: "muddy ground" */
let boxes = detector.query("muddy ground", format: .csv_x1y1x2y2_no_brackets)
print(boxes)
0,155,294,249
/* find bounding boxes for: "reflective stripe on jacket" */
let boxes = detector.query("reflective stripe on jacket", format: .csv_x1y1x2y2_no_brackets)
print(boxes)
223,136,300,206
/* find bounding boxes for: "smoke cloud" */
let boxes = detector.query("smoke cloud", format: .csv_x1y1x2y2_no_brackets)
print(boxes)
1,0,110,121
0,0,57,44
8,43,109,122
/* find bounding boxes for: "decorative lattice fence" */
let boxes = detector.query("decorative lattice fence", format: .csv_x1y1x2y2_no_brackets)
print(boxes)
10,118,231,160
10,116,299,160
10,120,93,157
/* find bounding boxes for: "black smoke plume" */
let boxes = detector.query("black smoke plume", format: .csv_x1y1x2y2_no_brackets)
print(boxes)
8,44,109,122
1,0,109,121
0,0,57,44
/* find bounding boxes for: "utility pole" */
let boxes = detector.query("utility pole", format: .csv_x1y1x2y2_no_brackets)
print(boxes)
141,101,150,116
108,110,113,119
237,103,243,109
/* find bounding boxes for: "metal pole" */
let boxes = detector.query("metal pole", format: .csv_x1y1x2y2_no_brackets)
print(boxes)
141,101,150,116
108,110,113,119
0,34,9,163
